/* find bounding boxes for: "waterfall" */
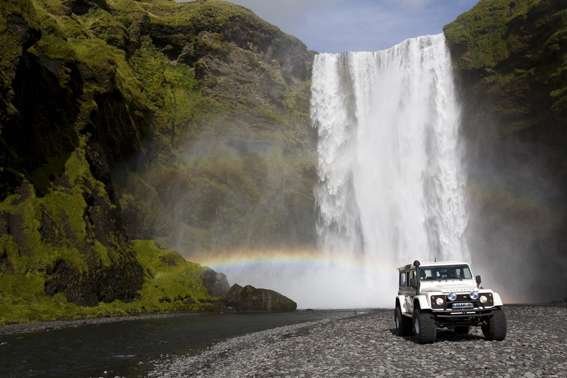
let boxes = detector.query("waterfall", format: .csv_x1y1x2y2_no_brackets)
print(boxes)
312,34,469,306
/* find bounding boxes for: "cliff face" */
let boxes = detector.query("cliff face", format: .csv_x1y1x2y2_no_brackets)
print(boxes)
445,0,567,300
112,0,316,254
0,0,314,323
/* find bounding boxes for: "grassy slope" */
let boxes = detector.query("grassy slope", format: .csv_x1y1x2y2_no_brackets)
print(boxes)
444,0,567,132
111,0,316,254
0,0,225,325
0,0,314,324
443,0,567,299
0,0,313,325
0,240,214,325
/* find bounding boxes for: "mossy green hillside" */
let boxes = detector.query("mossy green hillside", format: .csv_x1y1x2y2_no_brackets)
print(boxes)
0,0,314,324
132,240,213,310
444,0,567,131
0,240,214,325
0,0,210,323
444,0,567,299
103,0,316,253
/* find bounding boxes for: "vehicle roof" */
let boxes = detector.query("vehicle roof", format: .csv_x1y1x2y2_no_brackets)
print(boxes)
397,261,470,270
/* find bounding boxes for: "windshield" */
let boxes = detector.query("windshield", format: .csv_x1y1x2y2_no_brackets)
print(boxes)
419,265,472,281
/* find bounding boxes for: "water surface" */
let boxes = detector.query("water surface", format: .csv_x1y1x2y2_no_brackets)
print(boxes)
0,310,351,377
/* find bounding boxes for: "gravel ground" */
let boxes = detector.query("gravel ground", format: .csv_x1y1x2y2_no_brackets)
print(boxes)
151,305,567,377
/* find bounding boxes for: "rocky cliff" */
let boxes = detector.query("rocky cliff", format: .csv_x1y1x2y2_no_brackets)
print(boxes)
113,0,317,255
445,0,567,300
0,0,314,324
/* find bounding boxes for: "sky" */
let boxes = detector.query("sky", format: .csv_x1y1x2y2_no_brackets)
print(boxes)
228,0,478,52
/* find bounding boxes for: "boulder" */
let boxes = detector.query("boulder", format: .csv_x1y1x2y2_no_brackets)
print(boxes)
201,268,230,297
224,284,297,312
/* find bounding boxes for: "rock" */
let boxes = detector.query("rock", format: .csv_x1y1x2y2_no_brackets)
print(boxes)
224,284,297,312
444,0,567,300
0,0,314,323
201,268,230,297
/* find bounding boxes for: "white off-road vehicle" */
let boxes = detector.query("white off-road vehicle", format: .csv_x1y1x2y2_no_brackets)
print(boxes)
394,260,507,344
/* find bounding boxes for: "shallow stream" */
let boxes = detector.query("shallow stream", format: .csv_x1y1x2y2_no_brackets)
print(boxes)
0,310,352,377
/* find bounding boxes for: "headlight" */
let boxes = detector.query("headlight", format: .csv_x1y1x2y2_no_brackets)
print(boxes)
447,292,457,301
480,295,488,304
470,291,480,300
435,297,444,306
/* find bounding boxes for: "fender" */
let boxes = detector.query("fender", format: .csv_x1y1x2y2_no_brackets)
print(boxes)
396,295,409,314
414,295,431,311
493,292,504,307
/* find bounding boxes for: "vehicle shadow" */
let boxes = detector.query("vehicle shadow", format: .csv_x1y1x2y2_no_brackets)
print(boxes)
389,328,485,342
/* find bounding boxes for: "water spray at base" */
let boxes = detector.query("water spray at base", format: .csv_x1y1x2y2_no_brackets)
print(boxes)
196,249,395,308
311,33,469,307
200,34,470,309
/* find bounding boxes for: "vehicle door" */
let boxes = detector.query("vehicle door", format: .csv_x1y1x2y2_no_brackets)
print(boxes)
399,269,417,314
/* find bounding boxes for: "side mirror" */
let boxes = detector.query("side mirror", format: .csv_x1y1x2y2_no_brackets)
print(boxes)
475,275,482,287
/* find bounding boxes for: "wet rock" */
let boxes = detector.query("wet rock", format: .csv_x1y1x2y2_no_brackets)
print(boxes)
201,268,230,297
224,284,297,312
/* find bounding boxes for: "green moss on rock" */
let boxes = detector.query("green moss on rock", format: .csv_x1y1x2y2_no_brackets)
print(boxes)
0,0,314,324
444,0,567,299
132,240,213,311
444,0,567,130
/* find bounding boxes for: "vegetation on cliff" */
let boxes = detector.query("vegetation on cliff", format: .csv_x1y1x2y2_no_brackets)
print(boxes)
445,0,566,131
444,0,567,298
0,0,313,324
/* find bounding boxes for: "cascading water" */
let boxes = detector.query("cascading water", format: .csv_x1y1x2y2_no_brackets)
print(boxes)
312,34,470,307
206,34,469,309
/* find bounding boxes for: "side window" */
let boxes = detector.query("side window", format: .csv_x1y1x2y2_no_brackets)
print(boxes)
399,272,407,287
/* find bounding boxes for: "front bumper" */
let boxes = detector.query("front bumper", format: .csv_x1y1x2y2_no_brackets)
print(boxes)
431,308,496,325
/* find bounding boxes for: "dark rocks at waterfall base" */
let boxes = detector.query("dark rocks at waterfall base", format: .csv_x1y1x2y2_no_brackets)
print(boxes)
152,305,567,377
200,268,298,313
201,268,230,297
223,284,297,313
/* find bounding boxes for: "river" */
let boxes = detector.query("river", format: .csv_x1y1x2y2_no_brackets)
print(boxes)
0,311,353,377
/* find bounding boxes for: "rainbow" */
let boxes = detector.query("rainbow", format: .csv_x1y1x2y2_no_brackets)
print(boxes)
189,248,395,274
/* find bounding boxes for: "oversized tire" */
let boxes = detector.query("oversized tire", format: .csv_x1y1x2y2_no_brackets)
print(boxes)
395,304,412,336
413,310,436,344
482,308,507,341
454,326,470,335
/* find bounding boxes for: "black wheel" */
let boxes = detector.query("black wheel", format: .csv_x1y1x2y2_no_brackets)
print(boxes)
454,326,470,335
482,308,507,341
394,305,412,336
413,309,436,344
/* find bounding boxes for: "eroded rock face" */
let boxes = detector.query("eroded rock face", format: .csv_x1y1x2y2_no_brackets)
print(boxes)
0,0,314,317
0,0,148,307
201,268,230,297
444,0,567,300
116,1,318,254
224,284,297,312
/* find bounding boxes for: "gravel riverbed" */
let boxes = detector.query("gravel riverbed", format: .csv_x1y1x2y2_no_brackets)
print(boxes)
151,305,567,377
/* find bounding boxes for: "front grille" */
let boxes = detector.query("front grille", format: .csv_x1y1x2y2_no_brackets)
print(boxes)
431,292,494,309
